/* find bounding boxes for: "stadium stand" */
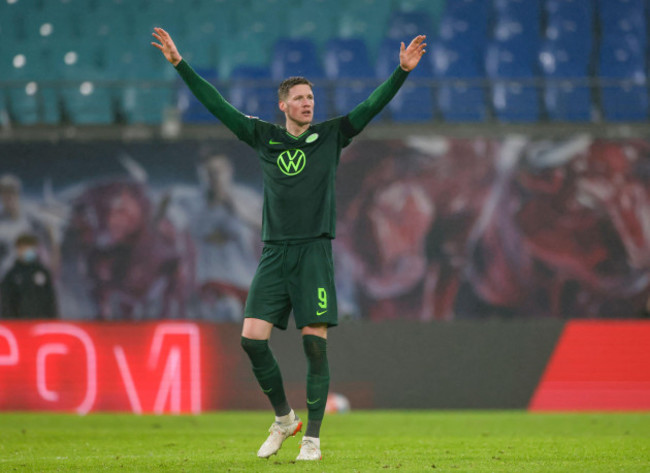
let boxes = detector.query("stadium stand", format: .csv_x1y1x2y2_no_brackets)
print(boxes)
0,0,649,125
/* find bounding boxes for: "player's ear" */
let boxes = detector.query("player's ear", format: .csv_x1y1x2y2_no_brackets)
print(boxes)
278,100,286,113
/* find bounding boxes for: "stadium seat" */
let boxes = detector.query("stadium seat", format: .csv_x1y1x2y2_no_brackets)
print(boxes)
544,15,593,59
486,40,540,122
598,38,648,121
324,38,373,79
122,85,175,124
324,38,375,117
431,41,487,122
7,85,40,125
271,38,324,80
0,91,7,127
376,39,434,122
598,0,647,43
217,33,271,79
285,2,337,47
393,0,446,30
337,0,391,57
7,83,60,125
228,65,278,123
437,1,489,57
386,11,434,40
176,67,220,123
0,5,25,42
539,40,591,121
61,82,114,124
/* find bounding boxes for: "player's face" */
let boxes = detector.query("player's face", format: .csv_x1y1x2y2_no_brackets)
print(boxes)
280,84,314,127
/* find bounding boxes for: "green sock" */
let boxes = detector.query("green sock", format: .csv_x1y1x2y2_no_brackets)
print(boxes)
241,337,290,417
303,335,329,438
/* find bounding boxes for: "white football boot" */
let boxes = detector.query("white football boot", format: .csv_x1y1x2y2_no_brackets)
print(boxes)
256,411,303,458
296,436,322,461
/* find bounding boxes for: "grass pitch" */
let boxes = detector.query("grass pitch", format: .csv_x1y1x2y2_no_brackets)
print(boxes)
0,411,648,472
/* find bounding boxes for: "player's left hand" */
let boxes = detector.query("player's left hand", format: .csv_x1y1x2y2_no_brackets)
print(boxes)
399,35,427,72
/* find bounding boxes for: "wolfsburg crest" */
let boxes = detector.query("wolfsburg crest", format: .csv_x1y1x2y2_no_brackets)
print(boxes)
277,149,306,176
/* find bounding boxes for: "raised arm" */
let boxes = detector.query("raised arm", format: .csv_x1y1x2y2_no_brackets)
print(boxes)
347,35,427,133
151,28,255,144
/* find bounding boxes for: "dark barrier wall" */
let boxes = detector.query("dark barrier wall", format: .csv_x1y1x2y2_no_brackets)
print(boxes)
268,320,565,409
1,136,649,322
0,319,560,411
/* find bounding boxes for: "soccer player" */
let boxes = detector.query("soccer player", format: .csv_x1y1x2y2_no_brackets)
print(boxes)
152,27,427,461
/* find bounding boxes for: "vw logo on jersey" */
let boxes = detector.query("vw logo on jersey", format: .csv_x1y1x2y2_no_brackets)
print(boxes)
277,149,306,176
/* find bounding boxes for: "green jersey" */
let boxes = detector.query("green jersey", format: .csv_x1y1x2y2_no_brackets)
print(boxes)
175,60,409,242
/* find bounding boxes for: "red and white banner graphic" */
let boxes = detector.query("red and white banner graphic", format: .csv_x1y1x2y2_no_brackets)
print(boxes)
0,322,220,414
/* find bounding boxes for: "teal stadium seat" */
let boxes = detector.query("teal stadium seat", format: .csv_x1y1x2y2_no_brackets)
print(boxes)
284,0,338,48
393,0,446,31
61,82,114,124
0,91,8,127
337,0,392,59
0,4,26,42
0,44,59,124
122,85,174,124
217,32,272,79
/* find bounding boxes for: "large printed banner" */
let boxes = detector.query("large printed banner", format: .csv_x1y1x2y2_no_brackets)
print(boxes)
0,136,649,321
0,321,222,413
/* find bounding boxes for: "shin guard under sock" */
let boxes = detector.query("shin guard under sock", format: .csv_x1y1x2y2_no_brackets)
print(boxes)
303,335,329,438
241,337,290,417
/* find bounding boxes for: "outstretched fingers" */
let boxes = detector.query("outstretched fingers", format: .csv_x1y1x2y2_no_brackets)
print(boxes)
408,34,427,55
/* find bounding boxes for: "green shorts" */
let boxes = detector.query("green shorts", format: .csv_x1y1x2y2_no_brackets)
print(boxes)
244,237,338,330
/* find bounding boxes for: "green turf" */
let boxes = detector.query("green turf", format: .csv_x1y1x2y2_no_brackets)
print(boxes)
0,411,648,472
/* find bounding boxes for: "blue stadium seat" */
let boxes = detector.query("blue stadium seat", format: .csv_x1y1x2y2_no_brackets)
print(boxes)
598,38,648,121
325,38,375,117
544,15,594,58
437,1,489,57
228,65,278,123
486,41,540,122
324,38,373,79
376,39,434,122
492,17,540,58
431,41,487,122
539,40,592,121
495,0,538,17
545,0,594,24
445,0,491,26
495,0,542,40
177,67,219,123
598,0,646,42
271,38,324,80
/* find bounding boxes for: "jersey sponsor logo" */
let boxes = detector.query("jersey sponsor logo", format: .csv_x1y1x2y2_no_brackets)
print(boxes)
277,149,306,176
269,139,282,145
317,287,327,316
306,133,319,143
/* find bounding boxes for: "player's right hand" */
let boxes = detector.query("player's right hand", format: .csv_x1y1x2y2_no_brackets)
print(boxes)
151,27,183,66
